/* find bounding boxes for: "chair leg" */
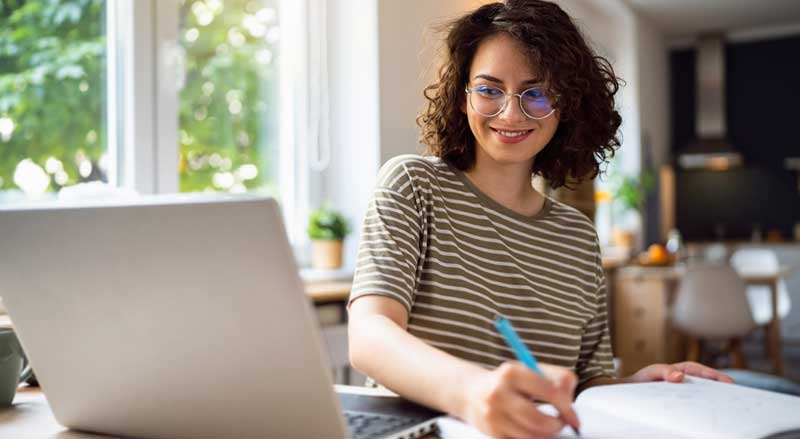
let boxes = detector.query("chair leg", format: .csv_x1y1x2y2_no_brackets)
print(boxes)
730,337,747,369
687,336,701,362
763,326,772,359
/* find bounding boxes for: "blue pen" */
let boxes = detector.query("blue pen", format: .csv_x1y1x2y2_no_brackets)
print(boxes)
494,315,581,437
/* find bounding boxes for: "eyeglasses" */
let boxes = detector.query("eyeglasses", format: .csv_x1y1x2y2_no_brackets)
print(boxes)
465,84,556,120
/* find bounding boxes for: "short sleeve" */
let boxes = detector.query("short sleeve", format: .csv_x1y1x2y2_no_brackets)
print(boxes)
575,260,616,385
349,158,424,312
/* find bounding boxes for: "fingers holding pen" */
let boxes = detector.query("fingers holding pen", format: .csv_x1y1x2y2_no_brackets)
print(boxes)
464,362,571,438
506,362,581,432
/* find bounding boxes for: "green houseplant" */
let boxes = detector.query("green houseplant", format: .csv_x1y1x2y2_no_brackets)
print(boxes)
307,204,350,269
608,172,655,251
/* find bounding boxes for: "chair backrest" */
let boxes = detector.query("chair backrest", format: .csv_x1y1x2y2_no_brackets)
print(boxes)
671,263,756,338
703,243,729,263
730,247,792,323
730,248,780,274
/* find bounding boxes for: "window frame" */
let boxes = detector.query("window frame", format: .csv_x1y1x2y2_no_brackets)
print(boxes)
0,0,313,252
111,0,308,245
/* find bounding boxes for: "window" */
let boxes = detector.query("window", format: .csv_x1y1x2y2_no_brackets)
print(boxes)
177,0,281,195
0,0,109,201
0,0,309,244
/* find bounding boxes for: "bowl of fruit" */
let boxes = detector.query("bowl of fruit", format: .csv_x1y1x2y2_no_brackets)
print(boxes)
635,244,675,266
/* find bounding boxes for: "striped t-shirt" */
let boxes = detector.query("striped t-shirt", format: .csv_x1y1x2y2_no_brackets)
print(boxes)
349,154,614,385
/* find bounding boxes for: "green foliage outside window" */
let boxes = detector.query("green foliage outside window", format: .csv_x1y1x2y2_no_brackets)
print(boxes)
178,0,280,194
0,0,106,193
0,0,280,196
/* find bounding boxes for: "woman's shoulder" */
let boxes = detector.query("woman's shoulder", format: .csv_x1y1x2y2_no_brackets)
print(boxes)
375,154,451,189
545,198,600,243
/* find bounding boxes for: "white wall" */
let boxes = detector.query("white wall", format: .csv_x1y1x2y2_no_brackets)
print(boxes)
635,14,670,168
376,0,488,164
322,0,381,270
634,14,670,244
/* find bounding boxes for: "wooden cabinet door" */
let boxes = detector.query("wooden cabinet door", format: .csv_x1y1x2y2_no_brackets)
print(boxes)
614,274,668,375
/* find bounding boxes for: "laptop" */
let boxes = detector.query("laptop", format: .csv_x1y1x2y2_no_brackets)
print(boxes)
0,195,440,438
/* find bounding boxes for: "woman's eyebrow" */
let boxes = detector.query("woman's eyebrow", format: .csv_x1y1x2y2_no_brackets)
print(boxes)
473,74,543,85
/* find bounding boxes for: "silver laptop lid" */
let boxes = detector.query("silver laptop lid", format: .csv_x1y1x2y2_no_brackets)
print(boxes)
0,195,348,438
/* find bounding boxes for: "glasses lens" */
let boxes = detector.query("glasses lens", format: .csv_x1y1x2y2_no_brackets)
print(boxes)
521,88,553,118
470,85,505,117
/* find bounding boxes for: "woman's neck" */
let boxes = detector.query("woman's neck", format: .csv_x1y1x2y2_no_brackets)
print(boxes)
464,156,545,217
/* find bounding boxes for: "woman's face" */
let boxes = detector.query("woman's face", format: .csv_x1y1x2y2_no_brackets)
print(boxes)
464,33,559,169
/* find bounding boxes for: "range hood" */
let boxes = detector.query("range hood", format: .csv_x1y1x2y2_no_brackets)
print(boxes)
677,35,743,171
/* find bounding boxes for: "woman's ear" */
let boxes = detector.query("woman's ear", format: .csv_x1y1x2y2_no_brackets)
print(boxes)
460,98,467,114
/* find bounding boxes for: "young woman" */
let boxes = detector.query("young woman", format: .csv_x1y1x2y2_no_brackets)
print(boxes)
348,1,733,438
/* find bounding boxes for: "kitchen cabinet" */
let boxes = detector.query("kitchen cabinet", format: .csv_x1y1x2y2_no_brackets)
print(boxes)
612,267,685,376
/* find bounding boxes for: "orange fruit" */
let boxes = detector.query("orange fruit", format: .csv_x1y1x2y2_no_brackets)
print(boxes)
647,244,669,264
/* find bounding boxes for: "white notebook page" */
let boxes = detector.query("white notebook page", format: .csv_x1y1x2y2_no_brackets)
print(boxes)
437,377,800,439
572,376,800,439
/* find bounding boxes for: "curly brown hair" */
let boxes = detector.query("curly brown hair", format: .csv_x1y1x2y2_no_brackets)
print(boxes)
418,0,621,189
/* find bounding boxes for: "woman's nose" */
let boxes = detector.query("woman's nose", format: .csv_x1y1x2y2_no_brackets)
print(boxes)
497,95,527,123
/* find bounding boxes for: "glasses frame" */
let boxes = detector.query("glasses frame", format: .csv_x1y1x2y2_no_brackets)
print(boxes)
464,85,556,120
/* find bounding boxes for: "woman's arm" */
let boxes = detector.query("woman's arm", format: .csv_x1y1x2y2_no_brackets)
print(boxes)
348,295,581,439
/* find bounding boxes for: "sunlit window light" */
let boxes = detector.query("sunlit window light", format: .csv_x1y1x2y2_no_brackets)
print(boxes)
54,171,69,186
265,26,280,43
228,99,242,115
192,2,214,26
209,153,222,168
256,48,272,65
212,171,234,189
0,116,15,142
13,159,49,196
98,153,109,173
243,15,266,37
236,164,258,180
79,159,93,178
185,27,199,43
256,7,276,24
45,157,64,174
205,0,223,14
228,28,245,47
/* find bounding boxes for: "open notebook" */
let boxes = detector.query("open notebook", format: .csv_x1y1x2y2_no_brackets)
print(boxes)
437,377,800,439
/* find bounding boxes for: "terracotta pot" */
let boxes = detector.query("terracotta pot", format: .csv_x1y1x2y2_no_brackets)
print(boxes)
311,240,343,269
611,228,636,251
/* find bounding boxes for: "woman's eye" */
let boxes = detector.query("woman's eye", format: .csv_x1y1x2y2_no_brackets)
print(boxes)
524,88,546,99
475,86,502,97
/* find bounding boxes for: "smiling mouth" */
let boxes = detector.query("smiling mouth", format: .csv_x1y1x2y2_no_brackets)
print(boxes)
491,128,533,138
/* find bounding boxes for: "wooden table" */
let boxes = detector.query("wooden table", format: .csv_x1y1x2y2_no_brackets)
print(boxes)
0,386,437,438
305,280,352,305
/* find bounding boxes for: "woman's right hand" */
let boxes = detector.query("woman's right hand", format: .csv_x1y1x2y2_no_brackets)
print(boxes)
459,361,580,439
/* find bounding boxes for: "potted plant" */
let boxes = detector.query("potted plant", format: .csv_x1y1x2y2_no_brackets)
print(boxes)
609,172,654,252
307,204,351,269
